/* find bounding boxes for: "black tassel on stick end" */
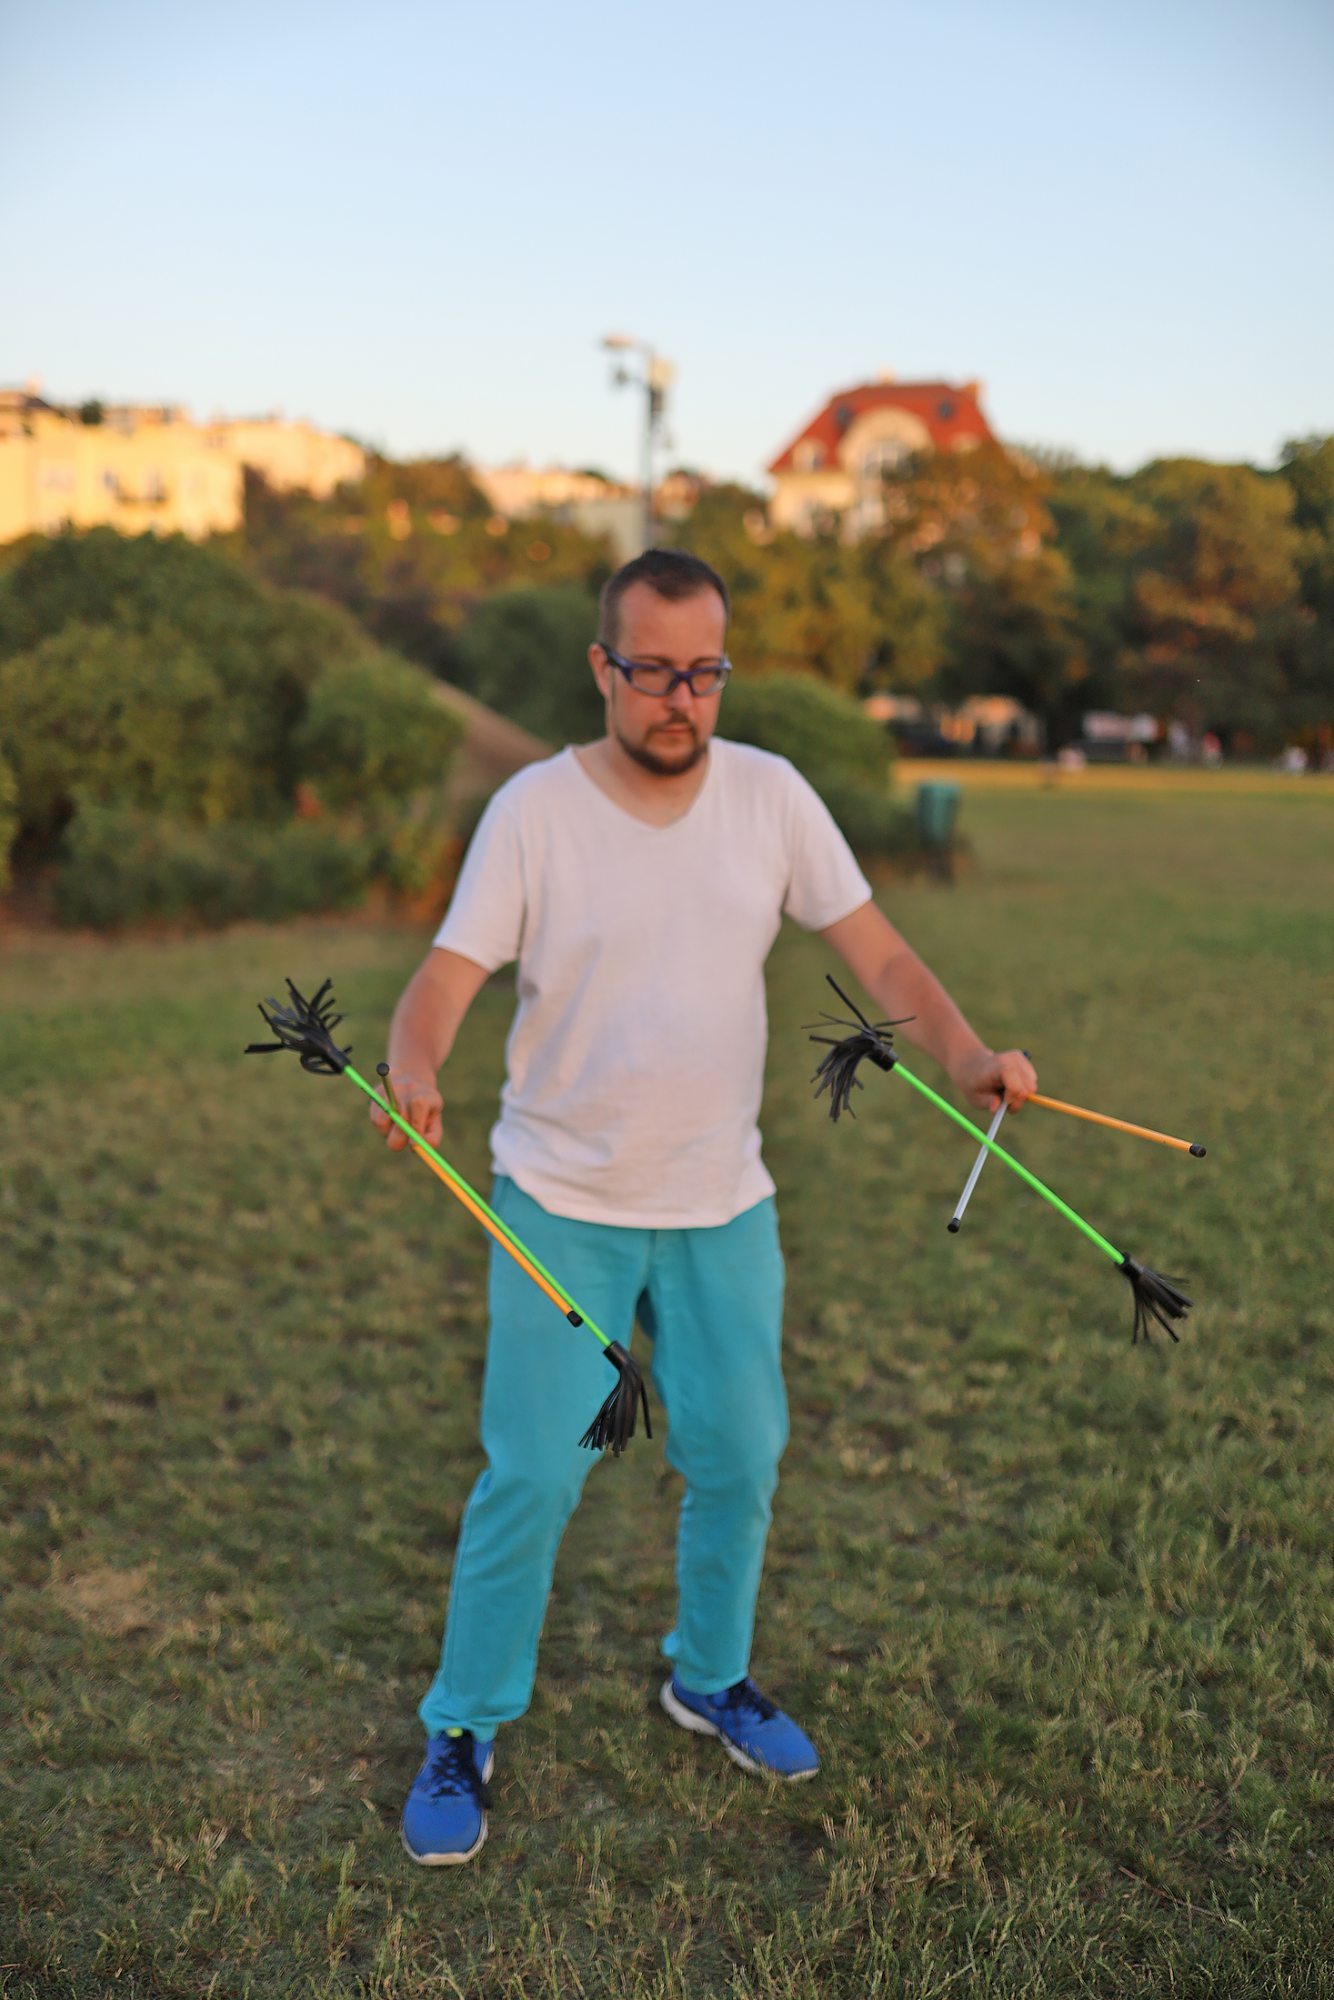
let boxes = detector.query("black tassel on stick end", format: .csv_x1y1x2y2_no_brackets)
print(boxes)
245,977,352,1075
1119,1257,1192,1345
579,1340,651,1455
807,976,909,1122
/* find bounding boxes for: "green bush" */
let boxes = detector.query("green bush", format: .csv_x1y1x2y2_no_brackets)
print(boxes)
0,621,259,835
450,584,602,743
716,671,903,856
814,774,916,858
364,793,459,902
717,671,893,790
0,529,458,841
0,531,466,925
294,654,463,810
0,531,343,802
0,747,17,892
55,808,375,930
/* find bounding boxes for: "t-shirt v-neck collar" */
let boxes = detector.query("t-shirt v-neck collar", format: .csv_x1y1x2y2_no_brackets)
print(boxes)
567,741,717,833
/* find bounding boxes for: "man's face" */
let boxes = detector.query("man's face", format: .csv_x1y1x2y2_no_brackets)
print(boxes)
589,582,728,777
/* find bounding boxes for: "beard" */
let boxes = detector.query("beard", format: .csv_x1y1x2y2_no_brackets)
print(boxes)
614,717,708,777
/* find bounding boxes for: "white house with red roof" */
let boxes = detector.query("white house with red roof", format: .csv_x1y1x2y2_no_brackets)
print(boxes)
767,373,995,538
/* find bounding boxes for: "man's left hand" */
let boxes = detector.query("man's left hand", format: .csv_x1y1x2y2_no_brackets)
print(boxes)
951,1046,1037,1112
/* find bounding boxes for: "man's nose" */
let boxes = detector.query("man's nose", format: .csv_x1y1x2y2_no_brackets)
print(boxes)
665,677,695,712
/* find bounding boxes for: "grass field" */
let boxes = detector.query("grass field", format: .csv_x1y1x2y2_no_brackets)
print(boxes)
2,779,1332,1998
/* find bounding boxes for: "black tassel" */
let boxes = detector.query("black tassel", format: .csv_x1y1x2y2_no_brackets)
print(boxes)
807,976,910,1121
245,977,352,1075
579,1341,652,1455
1119,1257,1192,1345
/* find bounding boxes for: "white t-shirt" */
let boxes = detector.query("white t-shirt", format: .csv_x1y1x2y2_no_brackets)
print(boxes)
434,739,872,1228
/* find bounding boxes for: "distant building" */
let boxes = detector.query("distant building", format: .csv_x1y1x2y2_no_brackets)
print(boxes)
0,389,242,542
0,384,366,543
474,464,629,517
767,374,995,538
474,462,643,562
213,416,365,497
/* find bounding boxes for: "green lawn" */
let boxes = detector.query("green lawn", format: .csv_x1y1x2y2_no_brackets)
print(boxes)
2,782,1332,1998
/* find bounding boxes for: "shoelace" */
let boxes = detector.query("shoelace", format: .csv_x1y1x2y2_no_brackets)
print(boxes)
716,1678,777,1724
426,1733,491,1807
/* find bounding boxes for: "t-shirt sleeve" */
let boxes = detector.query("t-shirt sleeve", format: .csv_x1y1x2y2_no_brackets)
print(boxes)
432,781,527,972
781,764,874,932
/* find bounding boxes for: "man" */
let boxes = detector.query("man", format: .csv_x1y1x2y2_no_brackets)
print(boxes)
374,548,1035,1864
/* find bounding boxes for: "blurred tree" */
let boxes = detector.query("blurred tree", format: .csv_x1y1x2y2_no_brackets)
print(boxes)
679,485,943,694
360,451,492,519
1275,436,1334,747
1047,461,1159,706
872,443,1082,738
1122,459,1305,739
0,747,17,892
1279,435,1334,625
232,459,614,683
450,584,604,744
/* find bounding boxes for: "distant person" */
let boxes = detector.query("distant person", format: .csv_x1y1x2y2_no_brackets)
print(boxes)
373,548,1036,1864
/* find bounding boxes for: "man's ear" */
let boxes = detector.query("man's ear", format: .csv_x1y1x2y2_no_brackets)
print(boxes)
588,642,612,697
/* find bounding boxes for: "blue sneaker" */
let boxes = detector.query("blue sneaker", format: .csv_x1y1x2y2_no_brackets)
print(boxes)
661,1676,819,1780
401,1729,495,1865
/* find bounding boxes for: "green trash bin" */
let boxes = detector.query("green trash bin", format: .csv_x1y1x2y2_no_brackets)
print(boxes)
915,781,960,876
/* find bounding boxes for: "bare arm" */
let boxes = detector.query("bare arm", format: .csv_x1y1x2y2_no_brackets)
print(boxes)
370,946,492,1151
819,900,1036,1111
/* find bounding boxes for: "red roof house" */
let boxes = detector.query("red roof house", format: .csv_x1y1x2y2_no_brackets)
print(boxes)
767,375,995,536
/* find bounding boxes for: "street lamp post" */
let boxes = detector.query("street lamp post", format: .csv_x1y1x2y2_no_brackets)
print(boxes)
601,333,674,552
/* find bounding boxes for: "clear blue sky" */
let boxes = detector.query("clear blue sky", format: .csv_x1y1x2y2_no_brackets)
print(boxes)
4,0,1331,487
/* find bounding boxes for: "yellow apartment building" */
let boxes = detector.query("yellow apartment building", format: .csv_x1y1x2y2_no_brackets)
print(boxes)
0,388,366,543
210,417,365,497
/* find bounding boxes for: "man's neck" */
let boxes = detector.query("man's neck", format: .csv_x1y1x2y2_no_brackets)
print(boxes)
576,734,712,828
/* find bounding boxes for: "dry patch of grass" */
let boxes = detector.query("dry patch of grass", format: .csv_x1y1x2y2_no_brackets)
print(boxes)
46,1560,161,1639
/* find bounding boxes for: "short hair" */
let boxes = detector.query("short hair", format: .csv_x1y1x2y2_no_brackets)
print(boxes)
597,547,730,649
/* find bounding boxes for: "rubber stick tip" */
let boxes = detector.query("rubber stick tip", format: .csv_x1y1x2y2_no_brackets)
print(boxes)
376,1061,390,1079
947,1219,961,1233
1189,1143,1207,1157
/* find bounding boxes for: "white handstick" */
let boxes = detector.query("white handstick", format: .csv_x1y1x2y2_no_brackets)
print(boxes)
947,1101,1007,1233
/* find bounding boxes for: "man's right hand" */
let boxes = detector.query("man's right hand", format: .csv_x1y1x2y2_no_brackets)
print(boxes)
370,1070,445,1152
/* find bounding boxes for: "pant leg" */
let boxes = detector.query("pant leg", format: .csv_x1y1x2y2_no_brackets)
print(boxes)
418,1179,649,1740
643,1197,788,1695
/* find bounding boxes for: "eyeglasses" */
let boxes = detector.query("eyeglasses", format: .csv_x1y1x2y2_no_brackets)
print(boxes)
600,644,732,698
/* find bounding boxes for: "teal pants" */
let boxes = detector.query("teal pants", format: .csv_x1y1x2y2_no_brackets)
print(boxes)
418,1178,788,1741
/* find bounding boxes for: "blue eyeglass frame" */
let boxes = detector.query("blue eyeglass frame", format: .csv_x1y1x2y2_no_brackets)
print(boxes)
600,643,733,697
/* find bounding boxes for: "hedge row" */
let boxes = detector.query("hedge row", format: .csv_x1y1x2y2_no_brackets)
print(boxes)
54,796,460,931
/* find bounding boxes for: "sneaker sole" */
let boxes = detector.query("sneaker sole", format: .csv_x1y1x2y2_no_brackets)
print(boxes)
400,1819,488,1866
659,1678,818,1782
400,1748,495,1865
